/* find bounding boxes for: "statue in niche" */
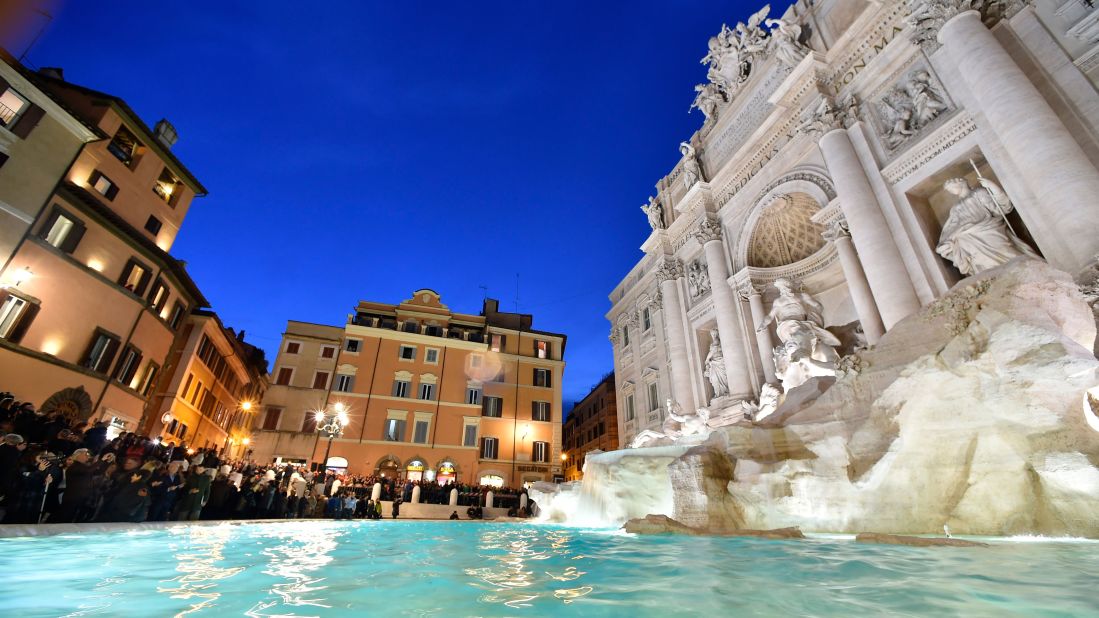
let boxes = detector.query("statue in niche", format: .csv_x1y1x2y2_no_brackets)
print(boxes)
935,176,1040,276
641,196,665,231
878,68,948,148
687,260,710,298
702,329,729,401
628,399,712,448
757,278,841,392
679,142,704,190
765,16,809,68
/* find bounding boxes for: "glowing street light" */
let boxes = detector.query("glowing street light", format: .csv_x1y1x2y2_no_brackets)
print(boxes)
316,402,350,472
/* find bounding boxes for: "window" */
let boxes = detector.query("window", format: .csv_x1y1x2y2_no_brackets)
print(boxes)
534,368,552,388
535,340,548,359
419,383,435,400
424,325,442,337
466,387,482,405
262,407,281,430
482,396,502,418
642,307,651,331
138,362,159,397
177,423,188,440
463,424,478,447
89,170,120,201
118,258,151,296
302,412,318,433
312,371,329,390
425,348,439,364
334,374,354,392
489,334,505,352
626,394,635,421
275,367,293,385
532,401,551,422
383,418,406,441
80,329,121,374
153,168,181,205
469,354,483,368
532,441,549,463
285,341,300,354
648,383,660,412
113,345,142,387
107,125,141,167
144,215,162,236
39,207,85,253
399,345,416,360
0,291,37,343
190,380,203,406
622,325,630,347
345,339,360,353
392,380,411,398
320,345,336,359
0,87,29,128
180,373,194,399
413,420,430,444
402,321,419,334
168,302,186,330
146,278,169,314
480,436,499,459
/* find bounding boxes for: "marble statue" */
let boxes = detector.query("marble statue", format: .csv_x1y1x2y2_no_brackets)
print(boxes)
699,5,771,100
679,142,703,190
641,196,665,231
878,69,948,148
935,176,1039,276
765,16,808,68
739,382,782,422
687,260,710,298
757,278,841,392
690,83,725,122
628,399,711,448
702,329,729,400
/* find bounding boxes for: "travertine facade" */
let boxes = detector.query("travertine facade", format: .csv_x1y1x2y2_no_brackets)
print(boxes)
608,0,1099,446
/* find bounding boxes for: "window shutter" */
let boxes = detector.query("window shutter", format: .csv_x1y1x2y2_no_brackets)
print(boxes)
10,104,44,139
105,183,120,201
135,267,152,296
38,208,60,241
6,300,37,344
59,218,85,254
99,337,121,374
392,380,401,397
0,77,9,92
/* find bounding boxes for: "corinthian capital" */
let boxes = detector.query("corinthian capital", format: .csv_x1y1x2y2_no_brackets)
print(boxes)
822,217,851,242
655,258,685,282
905,0,984,47
694,218,724,245
798,95,859,139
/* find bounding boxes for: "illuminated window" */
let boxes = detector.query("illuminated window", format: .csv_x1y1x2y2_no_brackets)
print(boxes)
89,170,119,200
148,279,169,313
383,418,406,441
113,345,142,386
81,329,121,374
118,258,151,295
0,291,36,342
535,340,548,359
107,125,141,168
168,301,186,330
0,88,29,127
40,207,84,253
534,368,552,388
153,168,181,205
489,333,505,352
480,437,499,460
532,441,549,463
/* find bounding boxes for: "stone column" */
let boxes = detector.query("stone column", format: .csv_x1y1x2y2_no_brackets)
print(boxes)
934,9,1099,272
449,487,458,506
744,286,778,384
695,219,754,399
657,258,697,412
823,218,885,343
371,482,382,502
813,116,921,328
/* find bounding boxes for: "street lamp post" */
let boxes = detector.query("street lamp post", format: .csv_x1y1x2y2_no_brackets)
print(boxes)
315,402,349,472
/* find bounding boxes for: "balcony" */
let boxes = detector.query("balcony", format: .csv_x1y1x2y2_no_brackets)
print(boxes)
0,101,17,127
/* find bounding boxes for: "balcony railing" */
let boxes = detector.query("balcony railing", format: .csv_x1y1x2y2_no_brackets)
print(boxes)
0,102,17,127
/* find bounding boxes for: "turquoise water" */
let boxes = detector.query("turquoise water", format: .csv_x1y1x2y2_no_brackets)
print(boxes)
1,521,1097,617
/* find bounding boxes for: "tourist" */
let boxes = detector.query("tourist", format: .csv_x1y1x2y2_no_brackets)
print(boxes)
55,448,95,523
449,510,459,520
391,496,402,519
175,464,211,521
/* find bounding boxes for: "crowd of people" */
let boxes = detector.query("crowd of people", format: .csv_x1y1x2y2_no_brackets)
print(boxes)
0,392,537,525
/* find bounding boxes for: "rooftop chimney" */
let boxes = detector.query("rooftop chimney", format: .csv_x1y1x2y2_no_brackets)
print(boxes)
38,67,64,81
154,119,178,149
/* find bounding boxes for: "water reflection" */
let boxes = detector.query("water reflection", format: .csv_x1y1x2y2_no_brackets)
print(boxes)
157,524,244,617
258,522,343,610
464,526,592,610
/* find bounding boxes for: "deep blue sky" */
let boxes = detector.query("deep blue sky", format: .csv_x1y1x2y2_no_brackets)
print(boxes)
14,1,778,404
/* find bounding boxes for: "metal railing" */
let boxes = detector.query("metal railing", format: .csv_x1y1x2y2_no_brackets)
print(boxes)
0,102,17,126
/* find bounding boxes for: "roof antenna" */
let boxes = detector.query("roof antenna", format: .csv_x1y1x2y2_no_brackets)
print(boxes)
479,285,488,301
515,273,520,312
18,8,54,64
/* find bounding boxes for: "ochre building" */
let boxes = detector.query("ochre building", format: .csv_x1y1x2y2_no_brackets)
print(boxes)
562,372,618,481
252,290,566,487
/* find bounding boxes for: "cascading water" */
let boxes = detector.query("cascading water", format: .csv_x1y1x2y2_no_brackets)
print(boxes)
532,446,691,528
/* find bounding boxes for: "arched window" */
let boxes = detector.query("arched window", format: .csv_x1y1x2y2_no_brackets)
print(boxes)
406,459,426,482
479,474,504,488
